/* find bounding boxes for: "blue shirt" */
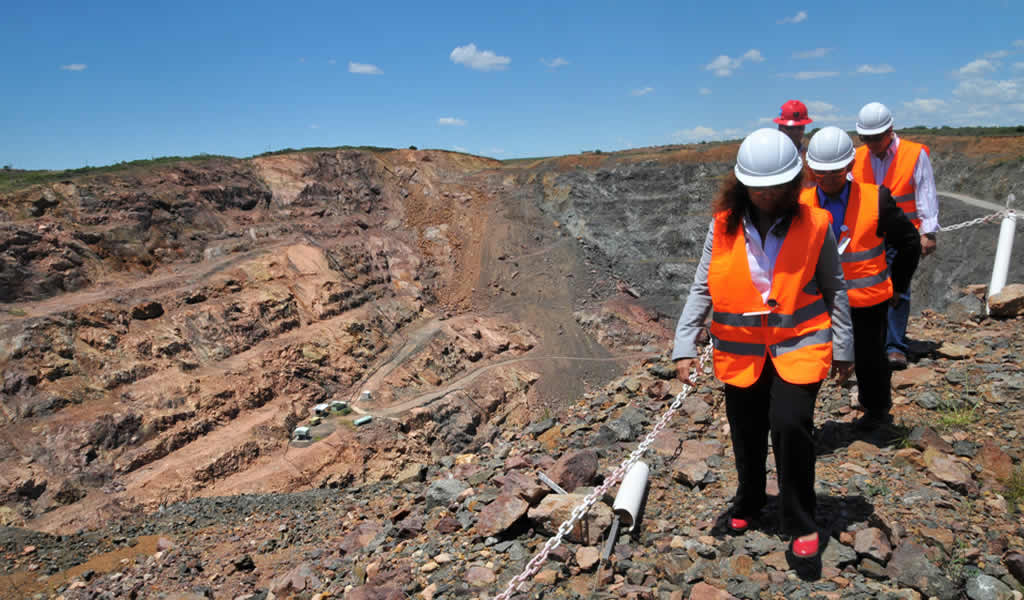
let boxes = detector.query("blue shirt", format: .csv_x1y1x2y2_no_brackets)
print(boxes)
816,183,850,241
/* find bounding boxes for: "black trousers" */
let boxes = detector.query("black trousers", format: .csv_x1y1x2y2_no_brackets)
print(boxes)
724,357,819,537
852,300,892,417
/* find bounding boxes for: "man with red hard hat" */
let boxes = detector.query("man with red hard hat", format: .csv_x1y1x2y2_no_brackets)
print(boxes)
773,100,813,153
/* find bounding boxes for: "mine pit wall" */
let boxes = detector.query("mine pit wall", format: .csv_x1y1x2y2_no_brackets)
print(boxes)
530,147,1024,319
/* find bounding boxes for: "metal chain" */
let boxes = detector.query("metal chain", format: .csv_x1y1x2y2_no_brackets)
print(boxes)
938,209,1018,232
493,343,714,600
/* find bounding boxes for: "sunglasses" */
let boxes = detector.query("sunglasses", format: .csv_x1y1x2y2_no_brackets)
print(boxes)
859,132,887,142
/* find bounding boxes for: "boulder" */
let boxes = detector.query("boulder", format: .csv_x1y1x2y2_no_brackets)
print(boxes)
989,284,1024,318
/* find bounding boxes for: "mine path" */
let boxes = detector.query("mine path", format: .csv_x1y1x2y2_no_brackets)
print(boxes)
362,350,655,418
937,190,1011,213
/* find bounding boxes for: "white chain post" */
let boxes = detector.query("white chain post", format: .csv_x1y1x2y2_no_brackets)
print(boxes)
988,194,1018,312
492,344,713,600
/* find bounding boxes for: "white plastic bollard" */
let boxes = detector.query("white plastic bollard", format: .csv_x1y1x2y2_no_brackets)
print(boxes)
987,196,1017,314
612,461,649,532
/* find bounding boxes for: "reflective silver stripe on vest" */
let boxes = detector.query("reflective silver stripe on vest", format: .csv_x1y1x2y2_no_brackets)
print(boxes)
765,298,827,328
893,193,919,221
841,243,885,263
771,327,833,356
845,268,890,290
711,334,766,357
711,311,763,327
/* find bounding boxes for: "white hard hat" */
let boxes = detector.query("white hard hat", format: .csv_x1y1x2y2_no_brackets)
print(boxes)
806,126,856,171
734,128,803,187
856,102,894,135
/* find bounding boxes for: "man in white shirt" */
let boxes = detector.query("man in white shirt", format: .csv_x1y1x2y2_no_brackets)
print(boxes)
850,102,939,369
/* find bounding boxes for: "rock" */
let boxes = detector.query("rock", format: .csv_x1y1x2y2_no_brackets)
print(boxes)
232,555,256,572
270,562,320,596
681,395,711,424
474,494,529,537
989,284,1024,318
947,294,985,321
822,541,858,569
887,542,958,600
1005,551,1024,586
494,471,547,504
466,565,496,587
576,546,600,570
923,447,977,495
131,301,164,320
395,463,427,484
671,458,709,487
892,367,936,389
908,426,954,453
936,342,973,359
854,528,893,564
548,449,598,492
688,581,738,599
425,478,469,509
966,573,1014,600
345,585,405,600
977,441,1014,482
528,493,613,545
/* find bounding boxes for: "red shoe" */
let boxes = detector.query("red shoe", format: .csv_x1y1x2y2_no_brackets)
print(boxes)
792,533,819,558
729,518,749,533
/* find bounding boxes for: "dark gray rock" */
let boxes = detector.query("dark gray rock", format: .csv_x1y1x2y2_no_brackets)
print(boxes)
887,542,958,600
966,573,1014,600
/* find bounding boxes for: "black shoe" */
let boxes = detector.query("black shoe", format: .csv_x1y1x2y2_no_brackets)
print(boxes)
887,352,908,370
854,412,893,432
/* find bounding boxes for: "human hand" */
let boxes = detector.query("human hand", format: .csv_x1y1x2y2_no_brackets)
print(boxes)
675,358,698,385
831,360,854,383
889,293,902,308
920,234,937,257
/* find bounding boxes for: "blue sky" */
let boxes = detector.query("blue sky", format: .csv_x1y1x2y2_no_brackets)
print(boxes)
2,1,1023,170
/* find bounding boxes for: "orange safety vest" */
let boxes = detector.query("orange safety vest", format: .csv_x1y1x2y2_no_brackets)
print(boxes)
799,182,893,308
851,139,929,229
707,204,833,387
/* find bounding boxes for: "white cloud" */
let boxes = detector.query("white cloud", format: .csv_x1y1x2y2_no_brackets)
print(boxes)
349,62,382,75
328,58,337,65
486,148,505,155
793,47,830,59
631,87,654,96
705,49,763,77
781,71,839,80
699,87,711,95
744,49,765,62
956,59,996,77
903,98,947,113
673,126,717,141
953,78,1021,102
60,63,87,71
309,124,320,129
857,64,894,74
541,57,569,68
450,43,510,71
1015,40,1024,48
804,100,835,113
777,10,808,24
453,146,468,153
438,117,467,126
1014,62,1024,71
985,50,1010,59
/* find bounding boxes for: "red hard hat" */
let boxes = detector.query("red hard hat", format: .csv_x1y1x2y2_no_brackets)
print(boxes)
773,100,813,126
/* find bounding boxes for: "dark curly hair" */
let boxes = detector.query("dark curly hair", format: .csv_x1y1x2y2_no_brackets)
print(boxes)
711,170,805,235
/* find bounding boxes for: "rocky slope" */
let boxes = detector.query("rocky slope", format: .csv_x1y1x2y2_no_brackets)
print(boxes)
0,137,1022,600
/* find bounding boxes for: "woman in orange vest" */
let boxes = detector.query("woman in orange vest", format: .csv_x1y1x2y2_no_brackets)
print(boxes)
800,127,920,431
672,129,854,559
